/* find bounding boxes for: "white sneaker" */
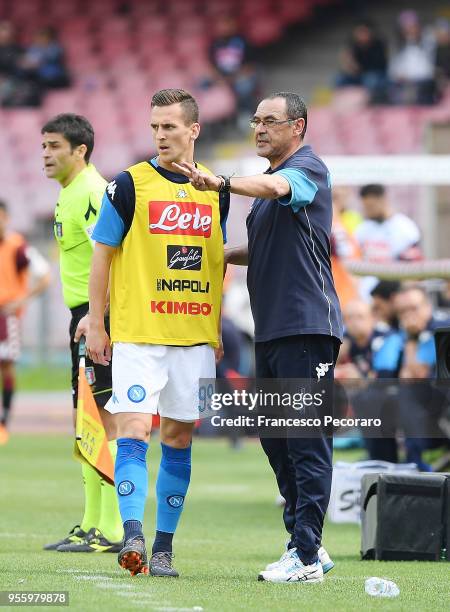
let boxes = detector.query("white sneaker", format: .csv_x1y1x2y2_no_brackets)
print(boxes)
258,550,324,583
265,546,297,571
265,545,334,574
318,546,335,573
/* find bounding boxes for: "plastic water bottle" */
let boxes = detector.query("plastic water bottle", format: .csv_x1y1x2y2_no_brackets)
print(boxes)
365,577,400,598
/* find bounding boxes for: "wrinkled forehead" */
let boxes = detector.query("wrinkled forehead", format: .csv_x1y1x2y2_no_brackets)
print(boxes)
254,97,287,119
42,131,70,146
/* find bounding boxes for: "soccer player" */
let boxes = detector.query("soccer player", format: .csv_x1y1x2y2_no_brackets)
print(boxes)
175,92,343,583
41,114,123,552
355,184,422,299
86,89,229,577
0,201,51,444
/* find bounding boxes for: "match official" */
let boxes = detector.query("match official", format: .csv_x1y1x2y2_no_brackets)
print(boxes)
42,114,122,552
86,89,229,577
175,92,343,584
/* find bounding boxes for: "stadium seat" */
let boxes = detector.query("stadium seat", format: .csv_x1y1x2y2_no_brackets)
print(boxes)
332,87,370,111
197,85,236,122
246,16,284,46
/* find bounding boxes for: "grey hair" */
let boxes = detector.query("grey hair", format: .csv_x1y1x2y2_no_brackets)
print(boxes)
267,92,307,138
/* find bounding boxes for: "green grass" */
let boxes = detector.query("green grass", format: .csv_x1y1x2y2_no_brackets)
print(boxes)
0,436,448,611
16,365,69,391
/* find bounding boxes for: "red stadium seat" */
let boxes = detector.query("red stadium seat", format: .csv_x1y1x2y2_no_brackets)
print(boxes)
197,84,236,122
245,15,284,46
43,90,81,117
278,0,315,24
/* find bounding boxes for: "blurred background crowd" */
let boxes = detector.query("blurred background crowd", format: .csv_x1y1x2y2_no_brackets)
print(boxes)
1,0,450,468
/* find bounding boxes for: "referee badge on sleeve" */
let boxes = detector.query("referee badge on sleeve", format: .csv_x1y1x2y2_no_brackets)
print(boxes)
55,221,63,238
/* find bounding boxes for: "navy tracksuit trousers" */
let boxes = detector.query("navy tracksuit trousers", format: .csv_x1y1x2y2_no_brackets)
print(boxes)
255,334,339,565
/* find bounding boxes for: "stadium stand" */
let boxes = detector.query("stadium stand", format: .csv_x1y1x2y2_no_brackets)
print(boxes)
1,0,450,233
0,0,344,230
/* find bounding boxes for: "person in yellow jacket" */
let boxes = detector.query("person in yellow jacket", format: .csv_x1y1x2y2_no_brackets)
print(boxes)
41,113,122,552
87,89,229,577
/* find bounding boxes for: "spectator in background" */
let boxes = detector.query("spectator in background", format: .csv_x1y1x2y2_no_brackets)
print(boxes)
389,10,436,105
373,285,450,469
335,20,388,102
337,300,386,379
21,27,70,91
331,189,360,309
209,15,258,129
337,299,397,462
355,184,422,299
370,280,401,331
434,19,450,95
332,186,362,236
0,201,51,444
0,21,40,107
0,21,22,90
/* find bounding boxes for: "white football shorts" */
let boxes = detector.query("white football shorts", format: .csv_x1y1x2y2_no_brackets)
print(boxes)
0,315,21,362
105,342,215,422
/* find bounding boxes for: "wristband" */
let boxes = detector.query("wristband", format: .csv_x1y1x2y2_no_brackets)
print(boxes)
217,174,231,193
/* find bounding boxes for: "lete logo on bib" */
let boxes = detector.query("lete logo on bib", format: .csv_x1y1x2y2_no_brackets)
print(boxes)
149,201,212,237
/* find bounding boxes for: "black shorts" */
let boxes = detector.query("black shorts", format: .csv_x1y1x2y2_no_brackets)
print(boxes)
70,303,112,409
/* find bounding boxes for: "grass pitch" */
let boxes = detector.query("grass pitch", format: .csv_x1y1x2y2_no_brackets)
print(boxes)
0,436,448,611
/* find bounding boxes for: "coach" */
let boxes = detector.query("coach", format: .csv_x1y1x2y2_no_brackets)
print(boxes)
174,92,343,583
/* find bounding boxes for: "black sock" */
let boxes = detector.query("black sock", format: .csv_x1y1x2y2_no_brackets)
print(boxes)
2,389,13,426
123,520,143,542
152,530,174,554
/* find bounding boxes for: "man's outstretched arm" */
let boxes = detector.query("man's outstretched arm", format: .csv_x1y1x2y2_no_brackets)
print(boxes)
172,161,290,200
225,244,248,266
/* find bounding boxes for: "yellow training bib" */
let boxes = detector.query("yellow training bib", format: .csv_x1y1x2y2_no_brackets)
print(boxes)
110,161,224,347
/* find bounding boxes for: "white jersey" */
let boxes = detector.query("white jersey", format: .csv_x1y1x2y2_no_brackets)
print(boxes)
355,213,421,298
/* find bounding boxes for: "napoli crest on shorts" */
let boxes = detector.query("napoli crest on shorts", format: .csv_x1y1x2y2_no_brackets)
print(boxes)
127,384,146,403
118,480,135,496
167,495,184,508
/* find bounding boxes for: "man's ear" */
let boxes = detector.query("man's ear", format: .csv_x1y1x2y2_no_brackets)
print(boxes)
191,122,201,141
76,144,88,161
293,118,305,138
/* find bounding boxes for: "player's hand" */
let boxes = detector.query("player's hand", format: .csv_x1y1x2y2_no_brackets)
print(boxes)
1,298,25,315
86,324,111,366
74,314,89,342
172,161,222,192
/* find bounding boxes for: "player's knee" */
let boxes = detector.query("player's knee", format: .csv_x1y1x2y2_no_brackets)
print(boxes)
161,430,192,449
118,416,151,441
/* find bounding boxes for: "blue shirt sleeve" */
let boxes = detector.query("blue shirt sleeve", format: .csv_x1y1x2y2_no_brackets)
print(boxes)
417,337,436,366
372,332,403,373
92,194,125,247
92,171,135,247
275,168,318,213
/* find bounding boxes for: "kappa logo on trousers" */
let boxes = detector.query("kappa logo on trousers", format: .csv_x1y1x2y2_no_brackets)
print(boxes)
316,362,333,381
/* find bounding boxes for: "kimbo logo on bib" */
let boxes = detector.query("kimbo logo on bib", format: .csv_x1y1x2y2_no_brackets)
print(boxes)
149,201,212,237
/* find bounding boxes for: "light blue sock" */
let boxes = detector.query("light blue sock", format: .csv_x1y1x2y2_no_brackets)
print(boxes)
115,438,148,524
155,443,191,534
